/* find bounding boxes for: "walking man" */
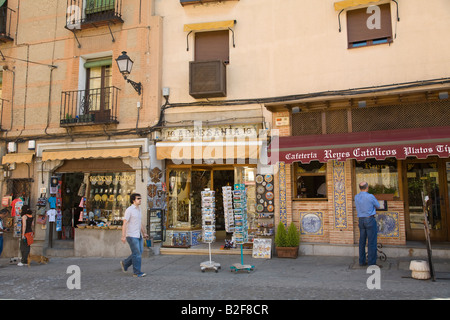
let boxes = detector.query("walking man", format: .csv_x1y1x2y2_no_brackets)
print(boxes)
121,193,148,277
355,182,380,266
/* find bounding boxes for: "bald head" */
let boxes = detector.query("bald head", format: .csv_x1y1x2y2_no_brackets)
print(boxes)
359,182,369,191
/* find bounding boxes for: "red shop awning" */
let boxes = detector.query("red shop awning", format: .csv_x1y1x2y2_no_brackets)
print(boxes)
270,126,450,164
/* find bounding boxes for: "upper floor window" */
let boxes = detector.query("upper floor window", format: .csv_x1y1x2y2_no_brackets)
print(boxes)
66,0,123,30
195,30,229,64
347,3,393,49
0,0,14,42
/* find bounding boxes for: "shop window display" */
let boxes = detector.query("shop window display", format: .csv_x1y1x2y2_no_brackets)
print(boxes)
85,172,135,223
164,165,258,247
355,158,399,200
293,161,327,199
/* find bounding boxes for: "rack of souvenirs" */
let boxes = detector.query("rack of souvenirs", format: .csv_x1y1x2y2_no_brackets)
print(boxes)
230,184,254,273
222,186,234,233
200,188,220,272
254,174,274,237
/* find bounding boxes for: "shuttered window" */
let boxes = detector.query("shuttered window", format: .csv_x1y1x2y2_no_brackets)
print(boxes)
347,3,393,49
195,30,229,63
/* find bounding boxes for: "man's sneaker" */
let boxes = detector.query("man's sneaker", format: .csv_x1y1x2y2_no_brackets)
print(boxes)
120,261,127,273
17,262,23,267
133,273,146,278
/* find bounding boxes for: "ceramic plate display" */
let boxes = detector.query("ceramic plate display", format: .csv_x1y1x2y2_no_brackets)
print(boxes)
256,175,264,184
264,174,273,183
265,192,274,201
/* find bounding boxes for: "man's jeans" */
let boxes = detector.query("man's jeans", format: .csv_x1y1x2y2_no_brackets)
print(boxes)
358,216,378,265
123,236,144,275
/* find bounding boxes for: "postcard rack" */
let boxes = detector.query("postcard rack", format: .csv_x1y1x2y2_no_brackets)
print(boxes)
200,188,220,273
230,184,254,273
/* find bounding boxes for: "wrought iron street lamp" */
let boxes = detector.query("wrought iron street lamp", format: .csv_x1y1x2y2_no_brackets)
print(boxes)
116,51,142,95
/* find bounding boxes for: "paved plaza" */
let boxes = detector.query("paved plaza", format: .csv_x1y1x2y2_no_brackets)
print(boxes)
1,254,449,302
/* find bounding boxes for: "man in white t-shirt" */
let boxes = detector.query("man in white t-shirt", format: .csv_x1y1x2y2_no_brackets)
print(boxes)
120,193,148,277
46,208,57,248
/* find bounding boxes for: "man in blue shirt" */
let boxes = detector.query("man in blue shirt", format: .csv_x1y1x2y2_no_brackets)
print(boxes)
355,182,380,266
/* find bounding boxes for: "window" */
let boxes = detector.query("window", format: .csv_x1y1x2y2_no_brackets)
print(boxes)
85,0,116,15
355,158,399,200
0,0,13,42
189,30,229,98
84,58,112,121
195,30,229,64
293,161,327,199
347,3,393,49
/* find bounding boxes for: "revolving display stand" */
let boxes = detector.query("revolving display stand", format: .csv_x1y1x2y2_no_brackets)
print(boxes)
230,184,254,273
200,189,221,273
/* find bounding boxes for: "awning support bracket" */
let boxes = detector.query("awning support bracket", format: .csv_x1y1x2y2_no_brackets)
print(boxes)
186,30,192,51
338,9,344,32
228,27,235,48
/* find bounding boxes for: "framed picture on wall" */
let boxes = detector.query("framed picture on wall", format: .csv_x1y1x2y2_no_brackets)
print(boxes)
377,200,388,211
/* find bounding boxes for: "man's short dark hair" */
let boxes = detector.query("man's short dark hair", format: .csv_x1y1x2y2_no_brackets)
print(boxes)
130,193,141,204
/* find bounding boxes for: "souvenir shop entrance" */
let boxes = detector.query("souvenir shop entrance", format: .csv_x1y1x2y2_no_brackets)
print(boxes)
193,167,234,240
165,164,256,247
404,157,450,242
54,158,136,241
60,172,84,241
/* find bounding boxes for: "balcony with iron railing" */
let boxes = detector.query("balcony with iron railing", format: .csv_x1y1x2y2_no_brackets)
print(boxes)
60,86,120,126
65,0,123,30
0,4,14,43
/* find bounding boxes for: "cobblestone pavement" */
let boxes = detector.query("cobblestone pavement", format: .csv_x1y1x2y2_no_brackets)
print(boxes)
1,254,449,302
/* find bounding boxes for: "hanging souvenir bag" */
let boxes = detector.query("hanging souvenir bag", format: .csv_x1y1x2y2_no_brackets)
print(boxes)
36,215,47,225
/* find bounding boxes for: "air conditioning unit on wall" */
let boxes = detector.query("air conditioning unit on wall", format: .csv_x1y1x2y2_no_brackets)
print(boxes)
189,60,227,99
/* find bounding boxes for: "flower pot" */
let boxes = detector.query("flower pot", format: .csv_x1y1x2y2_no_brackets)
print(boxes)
276,246,298,259
374,194,395,201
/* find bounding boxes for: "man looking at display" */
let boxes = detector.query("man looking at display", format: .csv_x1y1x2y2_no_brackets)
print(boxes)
120,193,148,277
355,182,380,267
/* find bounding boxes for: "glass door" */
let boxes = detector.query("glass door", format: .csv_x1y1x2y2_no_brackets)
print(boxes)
405,159,448,241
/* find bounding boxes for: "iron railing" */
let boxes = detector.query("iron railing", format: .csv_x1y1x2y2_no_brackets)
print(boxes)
60,86,120,126
65,0,123,29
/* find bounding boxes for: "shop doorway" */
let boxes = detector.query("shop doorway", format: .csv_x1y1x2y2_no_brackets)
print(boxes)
60,173,84,240
404,158,450,241
191,168,234,240
212,169,234,238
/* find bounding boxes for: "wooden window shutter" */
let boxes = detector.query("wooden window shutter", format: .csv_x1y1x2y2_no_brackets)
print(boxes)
347,3,392,45
194,30,229,63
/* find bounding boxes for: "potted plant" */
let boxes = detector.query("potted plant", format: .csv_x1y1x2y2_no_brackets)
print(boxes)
275,222,299,258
